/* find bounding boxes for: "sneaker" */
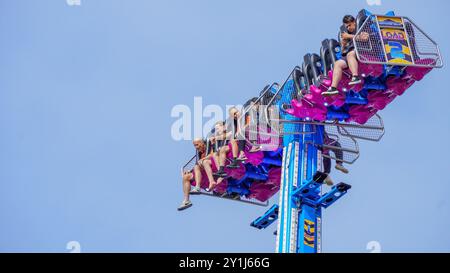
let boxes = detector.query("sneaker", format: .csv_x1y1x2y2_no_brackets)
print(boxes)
213,170,228,178
236,158,246,164
229,192,241,200
324,175,334,186
322,87,339,97
226,159,240,169
335,164,349,174
249,146,261,153
177,200,193,211
190,187,202,195
348,76,362,86
206,181,217,192
236,156,247,162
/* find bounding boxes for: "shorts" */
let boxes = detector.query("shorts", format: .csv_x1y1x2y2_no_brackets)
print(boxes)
341,49,355,64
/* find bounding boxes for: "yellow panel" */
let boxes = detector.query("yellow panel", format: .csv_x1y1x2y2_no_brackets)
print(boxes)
388,58,413,65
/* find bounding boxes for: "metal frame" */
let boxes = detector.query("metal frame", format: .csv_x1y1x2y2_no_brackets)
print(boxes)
181,155,197,173
401,16,416,66
267,67,301,108
403,16,443,66
321,126,360,165
336,113,385,142
181,154,271,207
354,14,443,68
273,118,384,131
181,115,386,173
196,190,270,207
374,16,390,65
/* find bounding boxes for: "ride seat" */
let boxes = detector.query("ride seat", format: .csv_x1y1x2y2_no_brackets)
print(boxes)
293,68,307,98
303,53,323,88
320,39,340,75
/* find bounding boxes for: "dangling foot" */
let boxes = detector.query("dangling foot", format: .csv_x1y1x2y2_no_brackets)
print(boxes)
177,200,193,211
348,75,362,86
226,158,240,169
322,87,339,97
213,167,228,178
249,145,261,153
206,181,217,192
324,175,334,186
237,152,247,162
335,164,349,174
189,187,202,195
232,193,241,200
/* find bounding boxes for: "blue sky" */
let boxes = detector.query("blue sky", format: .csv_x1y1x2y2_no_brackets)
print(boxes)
0,0,449,253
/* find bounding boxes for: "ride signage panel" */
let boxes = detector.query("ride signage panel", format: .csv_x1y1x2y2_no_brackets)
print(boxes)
377,16,414,65
376,16,404,28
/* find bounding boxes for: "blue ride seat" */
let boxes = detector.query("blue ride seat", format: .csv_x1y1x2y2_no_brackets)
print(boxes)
320,39,340,76
363,76,387,90
356,9,371,30
302,53,323,88
262,150,283,167
345,90,368,105
262,158,282,167
266,148,283,158
293,67,307,97
223,147,283,198
326,109,350,120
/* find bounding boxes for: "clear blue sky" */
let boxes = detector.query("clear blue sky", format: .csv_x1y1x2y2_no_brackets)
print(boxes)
1,0,449,253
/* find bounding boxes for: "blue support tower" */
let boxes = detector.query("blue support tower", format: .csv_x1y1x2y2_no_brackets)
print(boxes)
275,122,324,253
250,79,351,253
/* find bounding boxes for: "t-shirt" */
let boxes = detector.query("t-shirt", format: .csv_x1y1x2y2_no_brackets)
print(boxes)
215,139,228,152
340,25,356,56
224,119,238,136
229,118,239,136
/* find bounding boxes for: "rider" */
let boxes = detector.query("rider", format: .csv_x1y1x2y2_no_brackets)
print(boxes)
243,97,262,153
228,107,247,165
177,138,208,211
322,132,349,186
322,15,368,96
211,121,241,178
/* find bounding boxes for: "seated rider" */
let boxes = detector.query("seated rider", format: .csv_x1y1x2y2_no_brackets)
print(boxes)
228,106,248,163
321,131,349,186
177,138,208,211
211,121,241,178
243,97,262,153
323,15,369,96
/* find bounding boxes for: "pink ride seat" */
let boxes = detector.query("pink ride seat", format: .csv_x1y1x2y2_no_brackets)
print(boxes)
359,62,384,78
248,167,281,202
386,77,415,96
404,58,435,81
346,105,378,124
367,91,397,111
